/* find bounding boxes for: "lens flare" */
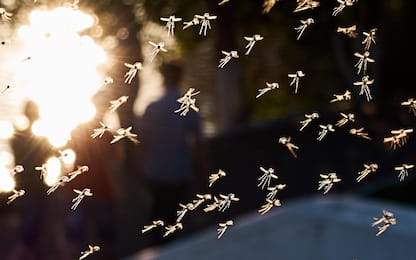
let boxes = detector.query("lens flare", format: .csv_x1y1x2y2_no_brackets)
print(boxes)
13,7,106,147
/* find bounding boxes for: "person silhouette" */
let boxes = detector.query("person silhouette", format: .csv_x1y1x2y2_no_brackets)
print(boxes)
138,60,204,246
8,100,53,260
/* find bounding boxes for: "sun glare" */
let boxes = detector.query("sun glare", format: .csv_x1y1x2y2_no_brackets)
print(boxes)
0,165,16,193
59,148,76,165
43,156,62,187
13,7,106,148
0,120,14,139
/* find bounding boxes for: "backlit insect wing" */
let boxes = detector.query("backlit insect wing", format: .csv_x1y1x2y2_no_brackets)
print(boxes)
218,0,230,5
47,175,69,195
332,0,357,16
11,165,24,175
203,196,220,212
318,177,332,194
362,28,377,50
294,0,320,13
176,203,194,223
258,198,281,215
356,164,378,182
79,245,100,260
218,193,239,212
401,98,416,116
395,164,414,182
258,167,278,190
383,136,400,150
124,127,140,144
278,136,299,158
183,16,200,30
160,16,182,36
330,90,351,103
354,51,375,75
175,88,201,116
195,13,217,36
266,184,286,200
318,173,340,194
349,128,372,140
372,210,396,236
7,189,25,204
317,124,335,141
218,50,239,68
288,71,305,94
192,194,212,209
300,112,319,131
337,25,357,38
266,82,279,89
390,128,413,146
217,220,233,239
262,0,278,14
335,113,355,127
332,0,346,16
244,34,264,55
294,18,314,40
67,165,89,182
0,7,12,22
354,76,374,102
111,127,139,144
35,164,48,179
124,62,142,84
149,41,168,62
163,223,183,237
209,169,226,187
256,82,279,98
141,220,165,233
91,122,111,139
71,188,93,210
109,96,129,112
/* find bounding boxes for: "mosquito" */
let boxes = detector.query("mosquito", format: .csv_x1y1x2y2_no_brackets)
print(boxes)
218,50,239,68
110,126,140,144
318,172,341,194
354,51,375,75
244,34,264,55
294,18,314,40
149,41,168,62
124,62,142,84
256,82,279,98
194,13,217,37
354,75,374,102
160,15,182,37
300,112,319,131
217,220,233,239
330,90,351,103
337,25,357,38
356,163,378,182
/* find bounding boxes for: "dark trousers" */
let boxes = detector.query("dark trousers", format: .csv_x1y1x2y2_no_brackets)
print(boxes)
145,180,190,246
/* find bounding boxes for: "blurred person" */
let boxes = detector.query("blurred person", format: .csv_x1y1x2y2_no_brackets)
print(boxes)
8,100,54,260
137,60,206,246
63,113,124,260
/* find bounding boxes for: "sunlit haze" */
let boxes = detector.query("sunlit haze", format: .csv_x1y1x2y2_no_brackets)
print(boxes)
0,165,16,192
43,156,62,187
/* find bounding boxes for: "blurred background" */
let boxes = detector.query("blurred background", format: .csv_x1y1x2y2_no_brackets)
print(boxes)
0,0,416,259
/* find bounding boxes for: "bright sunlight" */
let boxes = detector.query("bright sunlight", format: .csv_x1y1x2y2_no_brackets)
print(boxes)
13,7,106,148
